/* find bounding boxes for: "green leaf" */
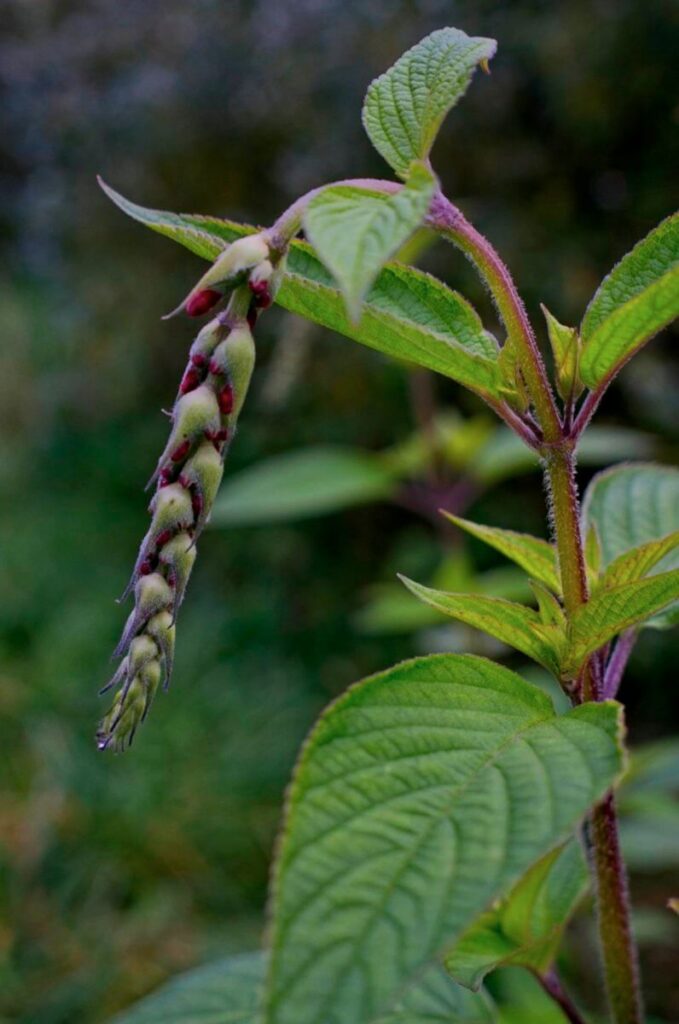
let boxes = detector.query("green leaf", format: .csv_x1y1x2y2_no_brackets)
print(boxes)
567,570,679,671
266,654,624,1024
601,530,679,590
443,515,560,594
579,212,679,389
361,28,497,179
445,842,588,990
111,952,265,1023
304,164,435,321
618,740,679,872
541,305,582,403
490,969,570,1024
375,964,497,1023
211,447,397,526
98,180,501,397
399,577,564,674
582,463,679,628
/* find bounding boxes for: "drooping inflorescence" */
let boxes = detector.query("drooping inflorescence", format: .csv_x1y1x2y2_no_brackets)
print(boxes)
97,233,284,751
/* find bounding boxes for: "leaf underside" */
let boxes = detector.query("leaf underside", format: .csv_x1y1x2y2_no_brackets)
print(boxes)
582,463,679,628
265,654,623,1024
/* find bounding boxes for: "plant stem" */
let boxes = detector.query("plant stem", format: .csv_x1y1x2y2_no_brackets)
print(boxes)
586,794,643,1024
535,969,588,1024
603,630,637,700
429,193,643,1023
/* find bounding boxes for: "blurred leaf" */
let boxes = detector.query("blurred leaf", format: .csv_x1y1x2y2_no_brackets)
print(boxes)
399,577,564,674
304,164,435,320
443,515,560,593
361,27,496,179
617,739,679,872
446,842,588,990
211,447,397,525
580,213,679,390
489,969,570,1024
375,963,497,1023
99,181,501,396
266,654,623,1024
472,425,655,485
111,952,265,1023
624,738,679,794
582,463,679,628
567,571,679,672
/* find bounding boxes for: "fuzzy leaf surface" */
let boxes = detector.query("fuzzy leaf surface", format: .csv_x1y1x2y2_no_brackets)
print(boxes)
579,213,679,389
361,28,496,178
304,165,435,320
265,654,624,1024
443,515,560,594
375,964,497,1023
211,447,397,526
99,180,500,397
582,463,679,628
445,842,588,990
567,570,679,671
399,578,563,674
111,952,265,1023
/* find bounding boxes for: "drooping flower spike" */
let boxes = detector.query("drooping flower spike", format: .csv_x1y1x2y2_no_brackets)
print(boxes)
97,236,285,751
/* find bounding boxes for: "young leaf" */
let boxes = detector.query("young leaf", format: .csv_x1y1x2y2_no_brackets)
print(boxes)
399,577,564,674
98,180,501,397
110,952,265,1024
567,569,679,671
211,447,397,526
582,463,679,628
304,164,435,321
265,654,624,1024
445,841,588,990
362,28,497,179
601,529,679,590
443,514,560,594
579,212,679,390
541,305,583,403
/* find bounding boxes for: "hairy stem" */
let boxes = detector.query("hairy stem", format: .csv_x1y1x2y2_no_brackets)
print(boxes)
535,969,588,1024
428,193,642,1023
427,192,562,442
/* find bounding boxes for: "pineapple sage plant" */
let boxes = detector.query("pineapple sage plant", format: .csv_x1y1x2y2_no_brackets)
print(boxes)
100,28,679,1024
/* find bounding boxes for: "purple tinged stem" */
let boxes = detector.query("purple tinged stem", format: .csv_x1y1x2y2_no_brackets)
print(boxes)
603,629,637,700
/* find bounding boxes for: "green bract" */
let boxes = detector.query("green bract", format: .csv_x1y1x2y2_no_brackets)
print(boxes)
304,163,436,321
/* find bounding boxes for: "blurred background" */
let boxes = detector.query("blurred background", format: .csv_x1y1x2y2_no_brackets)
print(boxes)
0,1,678,1021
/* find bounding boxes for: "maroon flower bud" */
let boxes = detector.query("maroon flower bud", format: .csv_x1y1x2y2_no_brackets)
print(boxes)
217,383,234,415
185,288,222,317
179,366,202,394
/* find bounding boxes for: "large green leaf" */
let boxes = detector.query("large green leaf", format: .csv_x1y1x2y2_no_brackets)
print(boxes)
361,28,496,179
99,180,501,397
111,952,265,1024
399,578,564,674
304,164,435,320
445,842,588,990
265,654,624,1024
210,447,397,526
566,570,679,672
582,463,679,628
443,515,560,594
579,212,679,389
601,530,679,590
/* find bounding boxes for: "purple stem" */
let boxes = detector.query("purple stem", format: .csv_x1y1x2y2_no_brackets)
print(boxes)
602,629,637,700
535,969,588,1024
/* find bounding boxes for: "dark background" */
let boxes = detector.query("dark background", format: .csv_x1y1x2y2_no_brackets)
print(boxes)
0,1,677,1021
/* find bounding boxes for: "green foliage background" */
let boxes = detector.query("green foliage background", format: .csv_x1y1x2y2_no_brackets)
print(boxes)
0,1,677,1021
